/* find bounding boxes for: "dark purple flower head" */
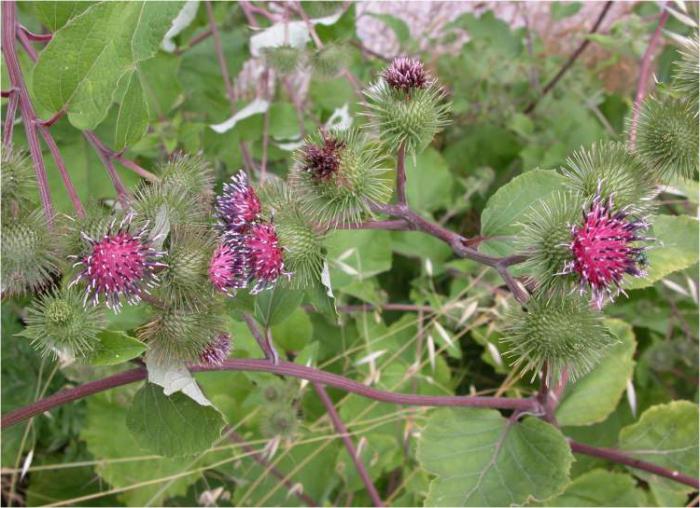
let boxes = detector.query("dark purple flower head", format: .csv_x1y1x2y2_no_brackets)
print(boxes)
563,193,649,309
245,222,290,294
301,135,346,180
382,57,429,93
71,214,165,312
215,171,262,234
209,241,249,293
199,333,231,365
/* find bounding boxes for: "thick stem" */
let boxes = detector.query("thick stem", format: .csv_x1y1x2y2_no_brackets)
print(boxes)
523,1,613,114
395,142,407,205
313,383,384,507
1,360,537,430
569,440,699,490
2,2,54,222
227,429,319,506
628,4,670,150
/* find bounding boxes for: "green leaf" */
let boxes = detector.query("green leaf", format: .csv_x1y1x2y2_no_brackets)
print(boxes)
619,400,699,495
625,215,699,290
479,169,567,257
405,147,454,212
268,102,300,140
32,1,182,130
81,389,199,505
546,469,645,506
33,2,93,31
556,319,636,426
325,229,393,288
113,69,149,150
368,13,411,45
550,2,583,21
126,383,224,457
417,408,573,506
271,308,313,352
89,330,147,366
138,53,182,119
254,285,305,327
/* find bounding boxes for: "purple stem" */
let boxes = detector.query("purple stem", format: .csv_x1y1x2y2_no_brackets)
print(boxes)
243,313,280,364
395,142,407,205
313,383,384,507
2,2,54,222
570,440,699,490
1,360,536,430
2,89,18,147
84,131,130,208
114,154,161,182
227,429,319,506
39,125,86,218
629,4,670,150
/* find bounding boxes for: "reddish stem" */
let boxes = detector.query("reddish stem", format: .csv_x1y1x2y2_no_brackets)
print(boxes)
114,154,160,182
395,142,407,205
628,4,670,150
2,88,18,147
19,25,52,42
313,383,384,507
84,131,130,208
570,440,699,490
2,2,54,222
39,125,86,218
205,0,236,109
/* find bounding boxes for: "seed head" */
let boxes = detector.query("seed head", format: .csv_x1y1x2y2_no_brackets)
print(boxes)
301,134,346,180
215,171,262,234
198,333,231,365
208,241,249,293
382,57,429,93
245,222,290,294
71,214,165,312
563,193,650,309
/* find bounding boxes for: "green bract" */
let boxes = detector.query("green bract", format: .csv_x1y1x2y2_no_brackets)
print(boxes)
19,286,106,359
159,153,215,210
502,292,617,382
1,146,35,215
263,45,305,75
671,33,699,111
364,79,451,155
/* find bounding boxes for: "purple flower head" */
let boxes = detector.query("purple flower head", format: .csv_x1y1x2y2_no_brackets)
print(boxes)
71,214,165,312
245,222,290,294
199,333,231,366
563,193,650,309
215,171,262,234
208,241,249,293
382,57,429,93
301,134,346,180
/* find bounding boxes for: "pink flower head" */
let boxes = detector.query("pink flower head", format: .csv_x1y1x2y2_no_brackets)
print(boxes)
209,241,249,293
216,171,262,233
199,333,231,365
71,215,165,312
564,194,649,309
382,57,428,93
301,134,346,180
245,222,290,294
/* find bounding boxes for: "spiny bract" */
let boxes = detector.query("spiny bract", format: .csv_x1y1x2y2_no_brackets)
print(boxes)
502,292,617,383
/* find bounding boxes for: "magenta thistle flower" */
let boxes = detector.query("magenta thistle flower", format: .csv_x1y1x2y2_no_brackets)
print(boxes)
71,215,165,312
215,170,262,233
301,134,346,180
563,194,650,309
382,57,429,93
245,222,290,294
208,241,249,293
198,333,231,365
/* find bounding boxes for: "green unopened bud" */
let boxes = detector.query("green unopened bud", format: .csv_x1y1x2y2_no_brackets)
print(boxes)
563,141,657,213
633,95,698,180
160,153,215,211
312,44,350,78
260,405,299,439
19,286,106,359
133,179,206,230
263,45,305,75
1,146,35,216
290,128,390,225
671,33,699,111
1,209,61,296
138,302,225,362
502,292,616,382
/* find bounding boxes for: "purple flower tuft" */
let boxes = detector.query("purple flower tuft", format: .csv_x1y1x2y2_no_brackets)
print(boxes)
563,193,650,309
301,134,346,180
71,214,165,312
245,222,290,294
209,241,249,293
382,57,429,93
199,333,231,365
215,170,262,234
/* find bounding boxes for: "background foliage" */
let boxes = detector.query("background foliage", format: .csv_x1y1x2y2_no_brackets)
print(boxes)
1,1,698,507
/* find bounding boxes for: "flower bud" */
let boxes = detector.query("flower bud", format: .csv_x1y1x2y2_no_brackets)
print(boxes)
502,292,616,382
160,153,215,211
160,228,215,308
1,209,61,296
263,45,305,75
198,333,231,366
19,286,106,359
312,44,350,79
633,95,698,180
1,146,35,216
671,33,699,111
260,405,299,439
